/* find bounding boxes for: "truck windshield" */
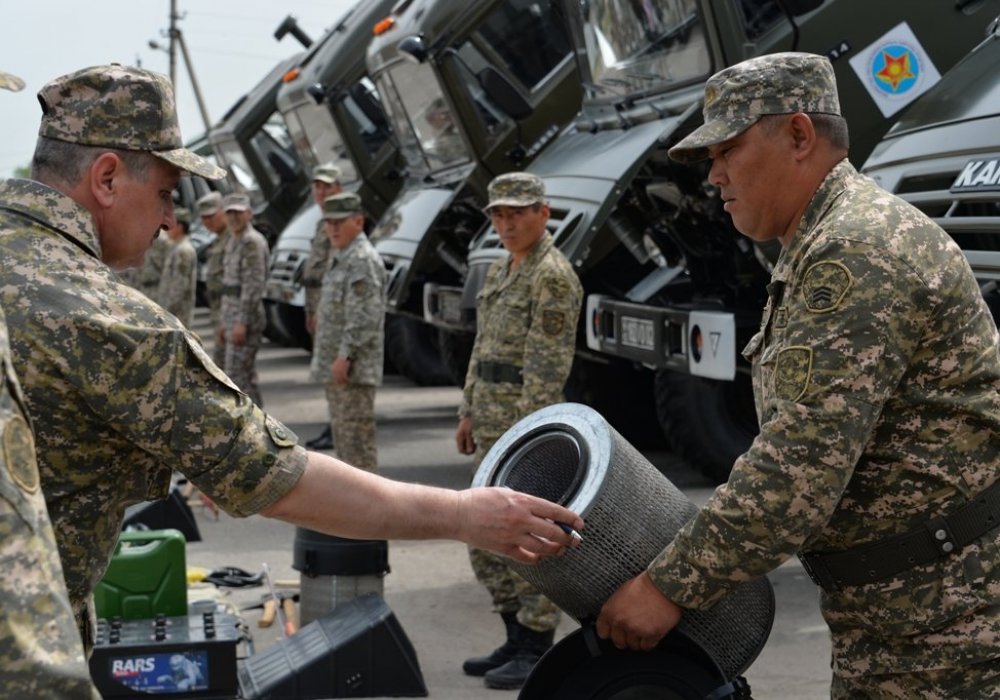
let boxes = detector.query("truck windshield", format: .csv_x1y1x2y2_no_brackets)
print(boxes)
284,101,359,185
580,0,710,99
377,61,471,178
214,137,264,207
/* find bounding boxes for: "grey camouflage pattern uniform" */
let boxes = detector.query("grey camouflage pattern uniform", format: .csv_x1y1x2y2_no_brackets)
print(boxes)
460,230,582,632
308,233,386,472
158,236,197,328
648,160,1000,696
0,178,307,646
302,217,332,322
0,306,100,699
221,224,269,405
136,233,170,299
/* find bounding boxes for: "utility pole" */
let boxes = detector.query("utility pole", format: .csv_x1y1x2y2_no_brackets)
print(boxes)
168,0,178,86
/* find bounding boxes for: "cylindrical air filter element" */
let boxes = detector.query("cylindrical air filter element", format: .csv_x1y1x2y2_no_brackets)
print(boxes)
471,402,773,680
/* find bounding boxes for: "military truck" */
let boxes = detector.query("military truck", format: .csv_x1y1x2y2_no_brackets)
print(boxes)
262,0,404,352
439,0,1000,479
208,52,309,246
861,20,1000,322
364,0,584,383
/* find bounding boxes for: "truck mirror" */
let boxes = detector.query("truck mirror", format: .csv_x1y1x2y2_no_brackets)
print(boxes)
778,0,824,15
399,35,429,64
477,66,532,121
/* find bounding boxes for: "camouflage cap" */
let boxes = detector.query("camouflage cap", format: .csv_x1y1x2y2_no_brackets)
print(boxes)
312,162,341,184
174,207,191,225
0,71,25,92
485,172,545,211
36,64,226,179
322,192,363,220
196,190,223,216
222,192,251,212
668,52,841,164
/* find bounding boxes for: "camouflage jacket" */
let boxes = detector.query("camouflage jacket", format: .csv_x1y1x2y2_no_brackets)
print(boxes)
136,233,170,299
0,307,100,699
220,225,269,331
157,236,197,328
649,161,1000,676
204,228,230,327
302,212,332,320
460,233,582,438
309,234,386,387
0,178,307,628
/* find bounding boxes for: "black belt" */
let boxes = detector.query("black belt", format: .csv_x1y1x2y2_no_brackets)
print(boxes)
476,361,523,384
221,284,242,296
799,478,1000,591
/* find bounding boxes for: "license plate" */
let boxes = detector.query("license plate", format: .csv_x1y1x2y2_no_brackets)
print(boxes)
620,316,655,350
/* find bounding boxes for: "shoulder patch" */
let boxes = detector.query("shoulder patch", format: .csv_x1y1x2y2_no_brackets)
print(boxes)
351,279,368,297
773,346,813,403
4,415,39,493
541,309,566,336
802,261,851,313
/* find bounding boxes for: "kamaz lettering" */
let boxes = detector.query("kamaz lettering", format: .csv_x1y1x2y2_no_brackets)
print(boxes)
951,157,1000,191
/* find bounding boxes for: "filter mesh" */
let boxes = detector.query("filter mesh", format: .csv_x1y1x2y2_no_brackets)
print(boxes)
473,403,774,680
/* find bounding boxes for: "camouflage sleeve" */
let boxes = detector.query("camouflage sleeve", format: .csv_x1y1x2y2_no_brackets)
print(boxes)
648,237,929,609
459,336,479,418
158,245,195,318
517,268,582,416
237,236,268,326
337,256,384,361
302,227,330,320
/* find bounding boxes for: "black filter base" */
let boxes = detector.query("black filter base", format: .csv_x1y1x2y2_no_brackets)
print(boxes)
238,592,427,699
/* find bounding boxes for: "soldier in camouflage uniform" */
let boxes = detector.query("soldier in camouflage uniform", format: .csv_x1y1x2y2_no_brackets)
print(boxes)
0,63,582,655
197,190,230,365
308,193,386,473
218,191,269,406
136,226,171,300
302,163,343,451
157,206,197,328
597,52,1000,698
456,172,583,690
0,70,100,700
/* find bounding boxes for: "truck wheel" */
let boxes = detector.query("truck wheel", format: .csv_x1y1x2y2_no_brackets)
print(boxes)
437,329,475,387
564,357,665,448
384,315,453,386
654,370,758,484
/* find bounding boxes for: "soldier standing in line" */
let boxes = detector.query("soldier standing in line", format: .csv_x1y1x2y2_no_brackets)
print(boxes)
302,163,342,451
456,172,583,690
135,225,171,300
197,190,230,365
157,206,198,329
0,69,100,700
597,52,1000,697
218,192,269,406
308,192,386,473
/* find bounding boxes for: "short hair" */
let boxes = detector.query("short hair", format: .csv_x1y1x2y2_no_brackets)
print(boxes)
756,113,849,152
31,136,154,188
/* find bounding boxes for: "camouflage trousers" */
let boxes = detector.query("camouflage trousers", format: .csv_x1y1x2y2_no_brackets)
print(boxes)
468,423,561,633
325,383,377,473
223,326,263,407
831,659,1000,699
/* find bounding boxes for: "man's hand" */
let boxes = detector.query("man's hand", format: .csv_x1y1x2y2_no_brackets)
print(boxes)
456,416,476,455
456,487,583,563
332,356,351,385
231,322,248,346
305,314,317,335
596,572,682,651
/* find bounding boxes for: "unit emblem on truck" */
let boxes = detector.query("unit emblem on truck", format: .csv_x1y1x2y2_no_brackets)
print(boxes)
848,22,941,117
951,158,1000,193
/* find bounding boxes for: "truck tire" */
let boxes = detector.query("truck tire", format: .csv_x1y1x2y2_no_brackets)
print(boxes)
437,329,475,387
654,370,758,484
384,315,452,386
564,357,665,449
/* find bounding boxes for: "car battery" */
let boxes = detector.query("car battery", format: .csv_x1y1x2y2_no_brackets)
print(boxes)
89,611,241,699
94,529,188,620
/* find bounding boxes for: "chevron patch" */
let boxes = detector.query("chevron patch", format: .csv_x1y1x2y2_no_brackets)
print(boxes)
802,261,851,313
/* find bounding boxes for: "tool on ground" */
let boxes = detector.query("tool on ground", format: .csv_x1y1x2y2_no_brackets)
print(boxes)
261,563,296,637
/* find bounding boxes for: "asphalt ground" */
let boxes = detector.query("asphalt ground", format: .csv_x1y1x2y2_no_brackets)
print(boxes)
172,309,832,699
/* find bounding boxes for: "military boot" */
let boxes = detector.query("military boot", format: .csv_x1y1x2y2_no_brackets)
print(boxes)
482,625,554,690
462,611,521,676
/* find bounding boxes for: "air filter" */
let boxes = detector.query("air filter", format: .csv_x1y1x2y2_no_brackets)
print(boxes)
471,402,773,681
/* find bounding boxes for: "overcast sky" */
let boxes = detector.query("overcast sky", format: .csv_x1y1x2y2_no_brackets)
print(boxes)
0,0,362,176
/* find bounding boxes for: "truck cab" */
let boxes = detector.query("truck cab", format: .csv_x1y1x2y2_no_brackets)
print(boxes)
365,0,583,381
454,0,1000,479
263,0,401,350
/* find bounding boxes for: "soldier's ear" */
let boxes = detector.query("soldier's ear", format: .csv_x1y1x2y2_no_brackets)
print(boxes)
89,152,125,208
